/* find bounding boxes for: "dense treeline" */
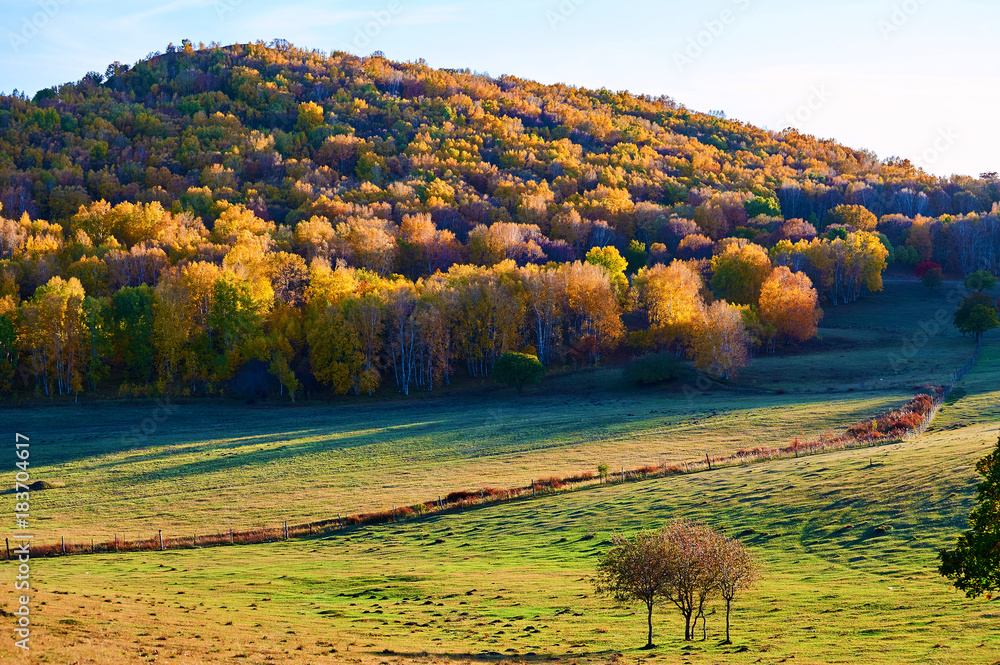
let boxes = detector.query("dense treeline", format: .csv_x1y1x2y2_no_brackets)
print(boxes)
12,38,999,399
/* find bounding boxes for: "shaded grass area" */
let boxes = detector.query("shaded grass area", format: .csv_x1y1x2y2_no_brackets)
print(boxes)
11,277,981,542
20,387,910,541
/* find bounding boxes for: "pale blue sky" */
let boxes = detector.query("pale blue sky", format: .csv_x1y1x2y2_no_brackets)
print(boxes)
1,0,997,178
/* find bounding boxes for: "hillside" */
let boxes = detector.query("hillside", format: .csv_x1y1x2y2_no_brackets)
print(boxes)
4,40,997,232
1,40,998,404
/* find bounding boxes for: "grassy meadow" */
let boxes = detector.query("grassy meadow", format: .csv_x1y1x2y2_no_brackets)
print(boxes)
2,341,997,664
2,275,998,664
10,277,976,542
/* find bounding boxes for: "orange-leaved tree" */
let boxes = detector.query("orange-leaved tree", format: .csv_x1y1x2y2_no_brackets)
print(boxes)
758,267,822,346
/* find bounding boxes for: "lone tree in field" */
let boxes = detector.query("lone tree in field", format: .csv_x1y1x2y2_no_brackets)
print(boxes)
954,293,1000,342
494,351,544,393
939,435,1000,596
597,520,763,644
716,537,762,643
595,530,672,649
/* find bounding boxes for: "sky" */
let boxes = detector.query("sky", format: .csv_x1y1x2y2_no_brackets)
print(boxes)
0,0,996,178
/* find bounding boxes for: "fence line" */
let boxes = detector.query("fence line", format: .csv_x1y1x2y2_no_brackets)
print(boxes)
6,343,983,561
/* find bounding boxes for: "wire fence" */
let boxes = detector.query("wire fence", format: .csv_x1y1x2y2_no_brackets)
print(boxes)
6,342,983,561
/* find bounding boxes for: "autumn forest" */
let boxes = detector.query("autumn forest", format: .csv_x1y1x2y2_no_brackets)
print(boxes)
1,39,998,400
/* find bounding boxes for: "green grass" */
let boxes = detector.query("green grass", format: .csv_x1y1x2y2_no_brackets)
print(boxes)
3,276,999,663
6,354,999,663
12,278,975,542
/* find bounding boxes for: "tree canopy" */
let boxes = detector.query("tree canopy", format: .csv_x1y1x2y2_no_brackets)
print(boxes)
940,436,1000,597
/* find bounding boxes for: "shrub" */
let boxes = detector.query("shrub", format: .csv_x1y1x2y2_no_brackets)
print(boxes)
914,261,942,278
623,351,685,385
444,490,476,504
494,352,545,393
921,265,943,288
535,476,564,489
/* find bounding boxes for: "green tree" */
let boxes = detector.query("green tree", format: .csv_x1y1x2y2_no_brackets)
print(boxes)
965,270,998,292
624,240,648,274
82,296,111,390
954,293,1000,341
585,245,629,298
710,243,772,306
744,195,781,219
623,351,684,385
920,265,943,288
111,286,156,382
494,351,544,393
295,101,325,131
210,274,265,379
940,436,1000,596
0,313,17,394
269,350,299,402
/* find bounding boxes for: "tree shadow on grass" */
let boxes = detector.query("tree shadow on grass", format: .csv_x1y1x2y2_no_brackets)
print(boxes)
366,648,623,662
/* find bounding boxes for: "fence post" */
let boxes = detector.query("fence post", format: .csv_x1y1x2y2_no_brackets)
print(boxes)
5,537,9,560
438,496,442,510
284,521,289,540
158,530,163,551
193,534,197,547
61,536,65,555
229,528,234,545
91,538,94,554
531,480,535,497
115,534,118,553
705,454,711,471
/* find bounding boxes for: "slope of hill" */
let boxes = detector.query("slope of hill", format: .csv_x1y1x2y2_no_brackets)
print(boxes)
2,39,997,235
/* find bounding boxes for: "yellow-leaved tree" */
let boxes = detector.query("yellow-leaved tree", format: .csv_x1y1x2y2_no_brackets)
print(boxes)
758,267,822,346
634,260,705,353
710,242,773,306
18,277,88,395
693,300,750,380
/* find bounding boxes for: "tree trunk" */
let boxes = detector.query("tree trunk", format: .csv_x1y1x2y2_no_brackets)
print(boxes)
684,612,692,640
725,598,732,644
645,600,654,648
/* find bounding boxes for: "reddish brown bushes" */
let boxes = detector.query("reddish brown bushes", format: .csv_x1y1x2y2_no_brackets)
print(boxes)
443,490,476,504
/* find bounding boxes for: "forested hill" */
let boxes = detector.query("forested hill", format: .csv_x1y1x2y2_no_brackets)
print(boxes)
0,40,996,401
3,39,996,233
